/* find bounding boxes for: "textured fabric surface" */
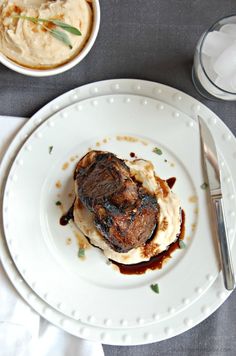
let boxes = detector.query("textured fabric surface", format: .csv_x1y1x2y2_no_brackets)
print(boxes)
0,1,236,355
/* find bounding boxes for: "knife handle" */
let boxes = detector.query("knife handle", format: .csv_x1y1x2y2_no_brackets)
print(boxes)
213,197,235,291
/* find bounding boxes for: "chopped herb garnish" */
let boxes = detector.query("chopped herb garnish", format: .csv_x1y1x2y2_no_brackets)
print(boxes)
153,147,163,155
49,146,53,154
55,201,62,206
13,15,82,49
150,283,159,294
78,247,85,258
179,240,186,249
164,159,168,162
200,182,208,190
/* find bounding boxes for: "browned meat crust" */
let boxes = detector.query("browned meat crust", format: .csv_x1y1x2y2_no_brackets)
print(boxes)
74,151,159,253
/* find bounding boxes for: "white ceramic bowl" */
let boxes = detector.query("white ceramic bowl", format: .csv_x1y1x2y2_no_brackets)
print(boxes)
0,0,100,77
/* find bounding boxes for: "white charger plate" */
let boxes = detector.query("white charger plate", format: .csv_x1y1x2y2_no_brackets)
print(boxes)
0,79,236,345
3,93,226,327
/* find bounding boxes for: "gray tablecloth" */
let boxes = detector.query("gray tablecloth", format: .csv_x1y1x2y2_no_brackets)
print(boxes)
1,1,236,355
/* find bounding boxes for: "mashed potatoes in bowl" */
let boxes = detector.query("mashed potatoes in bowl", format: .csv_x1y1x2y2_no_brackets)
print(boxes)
0,0,100,75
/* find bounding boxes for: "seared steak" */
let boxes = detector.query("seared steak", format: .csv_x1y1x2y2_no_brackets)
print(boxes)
74,151,159,252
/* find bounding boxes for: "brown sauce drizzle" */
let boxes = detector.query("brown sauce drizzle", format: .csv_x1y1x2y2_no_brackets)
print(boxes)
130,152,136,158
60,203,74,226
166,177,176,189
111,210,185,275
155,176,176,197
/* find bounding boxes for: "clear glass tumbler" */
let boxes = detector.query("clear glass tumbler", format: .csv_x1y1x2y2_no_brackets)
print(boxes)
192,14,236,101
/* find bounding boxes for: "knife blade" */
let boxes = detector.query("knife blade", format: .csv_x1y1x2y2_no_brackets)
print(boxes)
198,115,235,290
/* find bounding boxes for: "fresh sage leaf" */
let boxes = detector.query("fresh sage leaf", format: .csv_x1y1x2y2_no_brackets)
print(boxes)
13,15,81,48
153,147,163,155
49,19,82,35
78,248,85,258
150,283,159,294
50,28,72,49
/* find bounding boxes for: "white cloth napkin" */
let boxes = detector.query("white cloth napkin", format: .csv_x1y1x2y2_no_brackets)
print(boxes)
0,116,104,356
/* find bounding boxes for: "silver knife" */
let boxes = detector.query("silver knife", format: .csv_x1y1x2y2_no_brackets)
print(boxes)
198,116,235,290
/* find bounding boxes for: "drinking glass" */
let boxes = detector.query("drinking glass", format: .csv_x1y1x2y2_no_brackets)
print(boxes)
192,15,236,101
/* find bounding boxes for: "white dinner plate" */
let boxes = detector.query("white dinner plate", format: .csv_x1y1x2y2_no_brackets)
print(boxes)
0,79,235,345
